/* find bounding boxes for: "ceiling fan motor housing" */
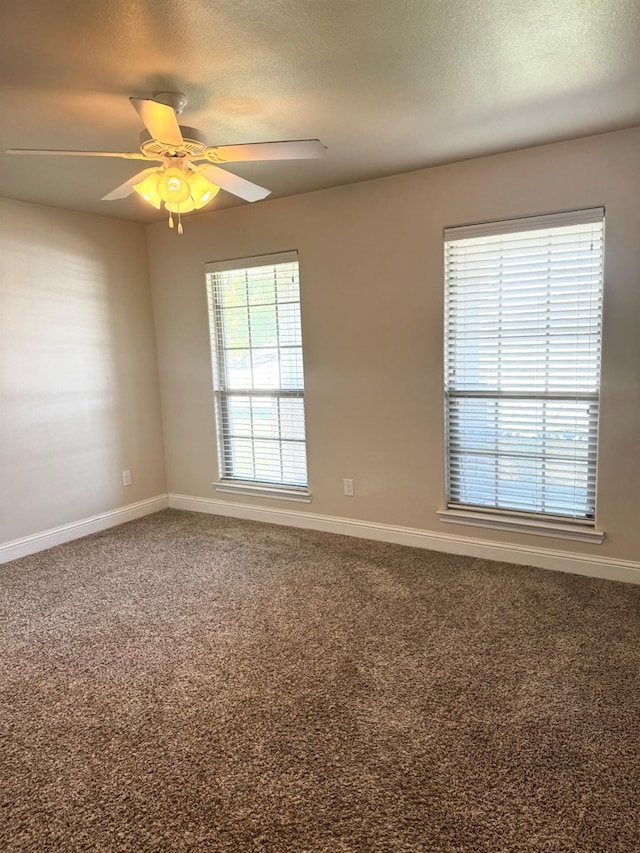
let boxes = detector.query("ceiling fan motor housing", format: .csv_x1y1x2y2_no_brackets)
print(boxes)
139,126,207,158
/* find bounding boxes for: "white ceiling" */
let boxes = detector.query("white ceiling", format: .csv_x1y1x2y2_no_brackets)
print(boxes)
1,0,639,222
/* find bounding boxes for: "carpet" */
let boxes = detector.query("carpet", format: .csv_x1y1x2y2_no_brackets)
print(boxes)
1,509,639,852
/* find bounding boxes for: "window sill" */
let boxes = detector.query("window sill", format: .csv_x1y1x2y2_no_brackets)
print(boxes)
438,508,604,544
213,481,312,503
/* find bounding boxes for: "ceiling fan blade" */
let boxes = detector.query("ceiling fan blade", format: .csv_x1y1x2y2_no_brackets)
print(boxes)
198,164,271,202
130,98,183,147
101,167,159,201
4,149,151,160
205,139,327,163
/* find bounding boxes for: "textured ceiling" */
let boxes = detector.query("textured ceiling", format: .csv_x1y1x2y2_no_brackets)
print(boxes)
1,0,639,222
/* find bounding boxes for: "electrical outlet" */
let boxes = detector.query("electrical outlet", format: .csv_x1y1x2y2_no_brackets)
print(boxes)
122,470,132,487
343,478,354,497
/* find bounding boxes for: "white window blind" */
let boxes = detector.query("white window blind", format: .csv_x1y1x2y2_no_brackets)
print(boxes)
444,209,604,522
206,252,308,489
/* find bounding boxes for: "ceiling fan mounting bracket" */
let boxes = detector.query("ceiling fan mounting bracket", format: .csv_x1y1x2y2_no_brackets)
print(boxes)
153,92,187,115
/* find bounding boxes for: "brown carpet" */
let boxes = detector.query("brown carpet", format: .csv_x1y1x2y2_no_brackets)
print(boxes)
1,510,640,852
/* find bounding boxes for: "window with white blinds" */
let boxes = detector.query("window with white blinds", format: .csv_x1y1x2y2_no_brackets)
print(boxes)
206,252,308,490
444,208,604,522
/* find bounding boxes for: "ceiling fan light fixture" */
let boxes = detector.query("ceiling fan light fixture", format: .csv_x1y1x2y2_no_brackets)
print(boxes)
157,167,191,204
187,172,220,209
133,167,220,231
132,171,163,209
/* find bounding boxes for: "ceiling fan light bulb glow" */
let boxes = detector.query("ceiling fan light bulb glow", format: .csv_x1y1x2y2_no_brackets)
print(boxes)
157,167,191,204
132,172,162,209
187,172,220,209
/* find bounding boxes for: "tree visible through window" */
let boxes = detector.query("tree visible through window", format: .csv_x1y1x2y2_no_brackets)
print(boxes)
444,209,604,521
206,252,307,489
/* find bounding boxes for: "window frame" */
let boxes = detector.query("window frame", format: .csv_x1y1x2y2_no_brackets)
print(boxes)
440,208,605,542
205,251,311,501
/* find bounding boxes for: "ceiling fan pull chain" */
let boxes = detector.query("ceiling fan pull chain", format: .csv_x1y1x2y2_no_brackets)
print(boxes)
177,209,184,235
168,212,174,229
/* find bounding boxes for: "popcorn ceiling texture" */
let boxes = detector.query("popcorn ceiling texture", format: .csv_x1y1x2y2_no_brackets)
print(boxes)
1,510,639,852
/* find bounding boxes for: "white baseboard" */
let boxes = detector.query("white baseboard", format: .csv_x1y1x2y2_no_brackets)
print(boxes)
168,493,640,586
0,494,169,565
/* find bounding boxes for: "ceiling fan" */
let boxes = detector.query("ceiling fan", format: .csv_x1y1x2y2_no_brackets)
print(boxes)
5,92,327,233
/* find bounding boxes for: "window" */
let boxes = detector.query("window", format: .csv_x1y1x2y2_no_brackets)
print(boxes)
206,251,308,494
444,208,604,526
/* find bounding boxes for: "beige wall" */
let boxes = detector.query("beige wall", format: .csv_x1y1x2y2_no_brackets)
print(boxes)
149,126,640,562
0,199,166,542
